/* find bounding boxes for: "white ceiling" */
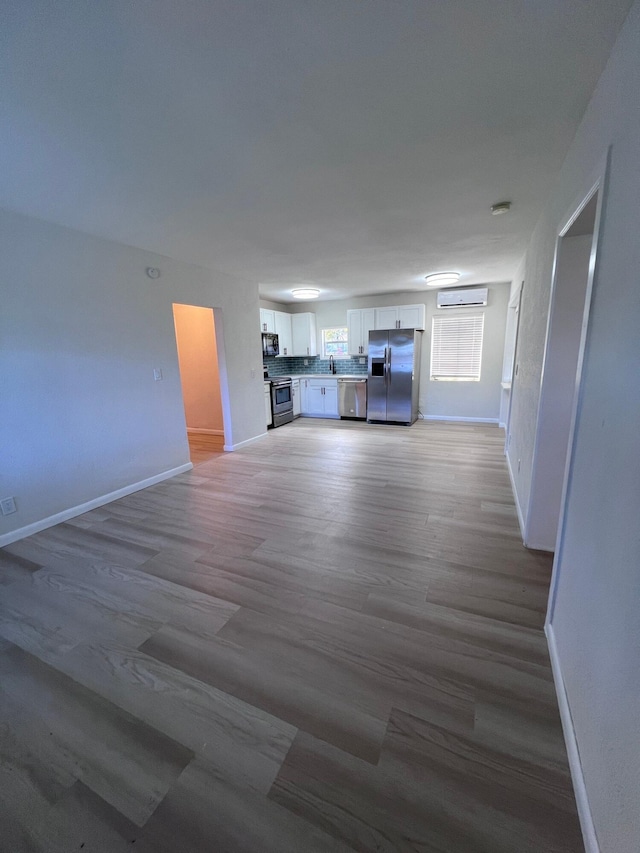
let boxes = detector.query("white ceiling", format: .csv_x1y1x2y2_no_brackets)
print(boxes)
1,0,632,302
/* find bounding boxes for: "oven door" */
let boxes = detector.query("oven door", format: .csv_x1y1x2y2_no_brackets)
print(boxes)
271,382,292,414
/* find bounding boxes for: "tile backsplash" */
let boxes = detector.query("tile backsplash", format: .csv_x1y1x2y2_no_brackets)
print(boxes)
263,356,367,376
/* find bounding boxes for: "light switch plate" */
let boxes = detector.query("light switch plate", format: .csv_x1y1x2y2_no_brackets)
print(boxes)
0,497,17,516
153,368,163,381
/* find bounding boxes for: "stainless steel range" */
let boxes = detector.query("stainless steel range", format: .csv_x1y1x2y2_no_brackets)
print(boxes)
267,376,294,428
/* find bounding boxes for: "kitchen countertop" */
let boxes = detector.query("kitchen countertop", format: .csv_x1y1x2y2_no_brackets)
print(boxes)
288,374,367,380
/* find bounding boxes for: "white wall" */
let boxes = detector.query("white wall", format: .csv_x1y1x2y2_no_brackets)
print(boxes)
507,2,640,849
276,286,510,421
173,303,224,433
0,209,265,544
423,286,509,421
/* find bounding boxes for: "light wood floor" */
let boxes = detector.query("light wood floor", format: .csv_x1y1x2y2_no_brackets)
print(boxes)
0,419,583,852
187,431,225,465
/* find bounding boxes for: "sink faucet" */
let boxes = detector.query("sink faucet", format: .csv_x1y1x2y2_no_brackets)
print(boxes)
329,355,336,374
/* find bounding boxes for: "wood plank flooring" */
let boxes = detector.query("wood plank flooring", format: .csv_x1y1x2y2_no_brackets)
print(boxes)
0,419,583,852
187,431,225,465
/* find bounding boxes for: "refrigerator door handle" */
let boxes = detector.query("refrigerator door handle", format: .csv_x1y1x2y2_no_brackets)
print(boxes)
387,346,392,379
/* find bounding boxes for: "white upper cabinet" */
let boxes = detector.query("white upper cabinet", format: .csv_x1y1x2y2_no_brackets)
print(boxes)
398,304,425,329
259,309,276,333
274,311,293,357
347,308,375,355
291,312,318,356
374,306,399,331
374,303,425,331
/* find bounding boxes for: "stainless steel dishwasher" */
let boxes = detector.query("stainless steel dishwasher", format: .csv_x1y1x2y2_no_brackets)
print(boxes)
338,378,367,419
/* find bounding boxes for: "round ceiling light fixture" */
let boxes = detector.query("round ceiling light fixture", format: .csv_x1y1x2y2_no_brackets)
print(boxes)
491,201,512,215
291,287,320,299
424,272,460,288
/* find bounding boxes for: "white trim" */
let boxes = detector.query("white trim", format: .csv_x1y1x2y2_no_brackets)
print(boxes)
223,432,268,452
187,428,224,435
523,539,553,553
0,463,193,547
498,421,506,429
423,415,499,423
546,624,600,853
505,451,526,541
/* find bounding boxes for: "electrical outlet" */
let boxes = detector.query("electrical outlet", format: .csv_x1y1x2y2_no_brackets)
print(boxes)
359,357,366,364
304,359,309,365
518,458,521,473
153,368,163,381
0,496,17,516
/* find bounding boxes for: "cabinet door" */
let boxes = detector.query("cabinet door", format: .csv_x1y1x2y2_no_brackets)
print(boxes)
398,304,425,330
274,311,293,357
299,378,310,414
361,308,375,355
323,382,339,417
306,383,325,416
292,380,301,416
291,313,317,356
374,306,398,330
347,309,363,356
260,309,276,333
264,387,272,426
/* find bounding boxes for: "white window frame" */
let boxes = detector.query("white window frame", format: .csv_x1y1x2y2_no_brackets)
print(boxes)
320,327,350,359
430,313,484,381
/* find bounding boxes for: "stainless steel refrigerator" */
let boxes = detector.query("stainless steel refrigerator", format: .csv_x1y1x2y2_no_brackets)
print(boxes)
367,329,422,425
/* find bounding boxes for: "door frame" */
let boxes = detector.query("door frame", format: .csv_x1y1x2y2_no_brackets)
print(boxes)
544,149,610,626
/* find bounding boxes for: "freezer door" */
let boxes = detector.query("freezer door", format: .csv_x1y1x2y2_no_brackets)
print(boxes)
367,330,389,421
386,329,415,423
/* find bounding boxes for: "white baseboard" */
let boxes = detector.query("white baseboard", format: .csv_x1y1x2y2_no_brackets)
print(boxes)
187,428,224,435
224,432,268,452
0,463,193,548
523,539,554,553
423,415,500,424
505,451,526,541
546,623,599,853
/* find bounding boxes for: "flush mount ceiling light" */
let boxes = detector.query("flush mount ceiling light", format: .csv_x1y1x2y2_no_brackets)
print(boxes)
491,201,512,215
291,287,320,299
424,272,460,288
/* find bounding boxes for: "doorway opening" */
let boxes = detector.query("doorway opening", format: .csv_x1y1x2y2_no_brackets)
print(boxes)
526,178,604,554
172,303,226,465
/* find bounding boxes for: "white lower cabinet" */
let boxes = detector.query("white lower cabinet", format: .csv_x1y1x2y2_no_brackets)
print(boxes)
299,378,309,414
264,383,272,427
300,378,338,418
292,379,301,417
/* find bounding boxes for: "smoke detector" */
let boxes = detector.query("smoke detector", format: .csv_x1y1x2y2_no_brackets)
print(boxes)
491,201,512,216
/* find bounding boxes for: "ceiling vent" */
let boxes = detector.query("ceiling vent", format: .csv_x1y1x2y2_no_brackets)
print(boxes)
436,288,488,309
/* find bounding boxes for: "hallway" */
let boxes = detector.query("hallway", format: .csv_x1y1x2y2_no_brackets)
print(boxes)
0,420,582,852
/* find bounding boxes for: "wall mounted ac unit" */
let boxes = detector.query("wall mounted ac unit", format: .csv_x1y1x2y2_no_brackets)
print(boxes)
436,287,488,308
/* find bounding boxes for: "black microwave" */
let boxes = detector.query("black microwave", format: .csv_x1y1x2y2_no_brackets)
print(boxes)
262,332,279,357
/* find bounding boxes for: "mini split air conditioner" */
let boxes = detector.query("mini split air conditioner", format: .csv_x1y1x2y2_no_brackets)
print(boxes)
436,288,488,308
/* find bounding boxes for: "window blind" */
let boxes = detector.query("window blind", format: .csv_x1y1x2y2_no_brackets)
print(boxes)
430,314,484,381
